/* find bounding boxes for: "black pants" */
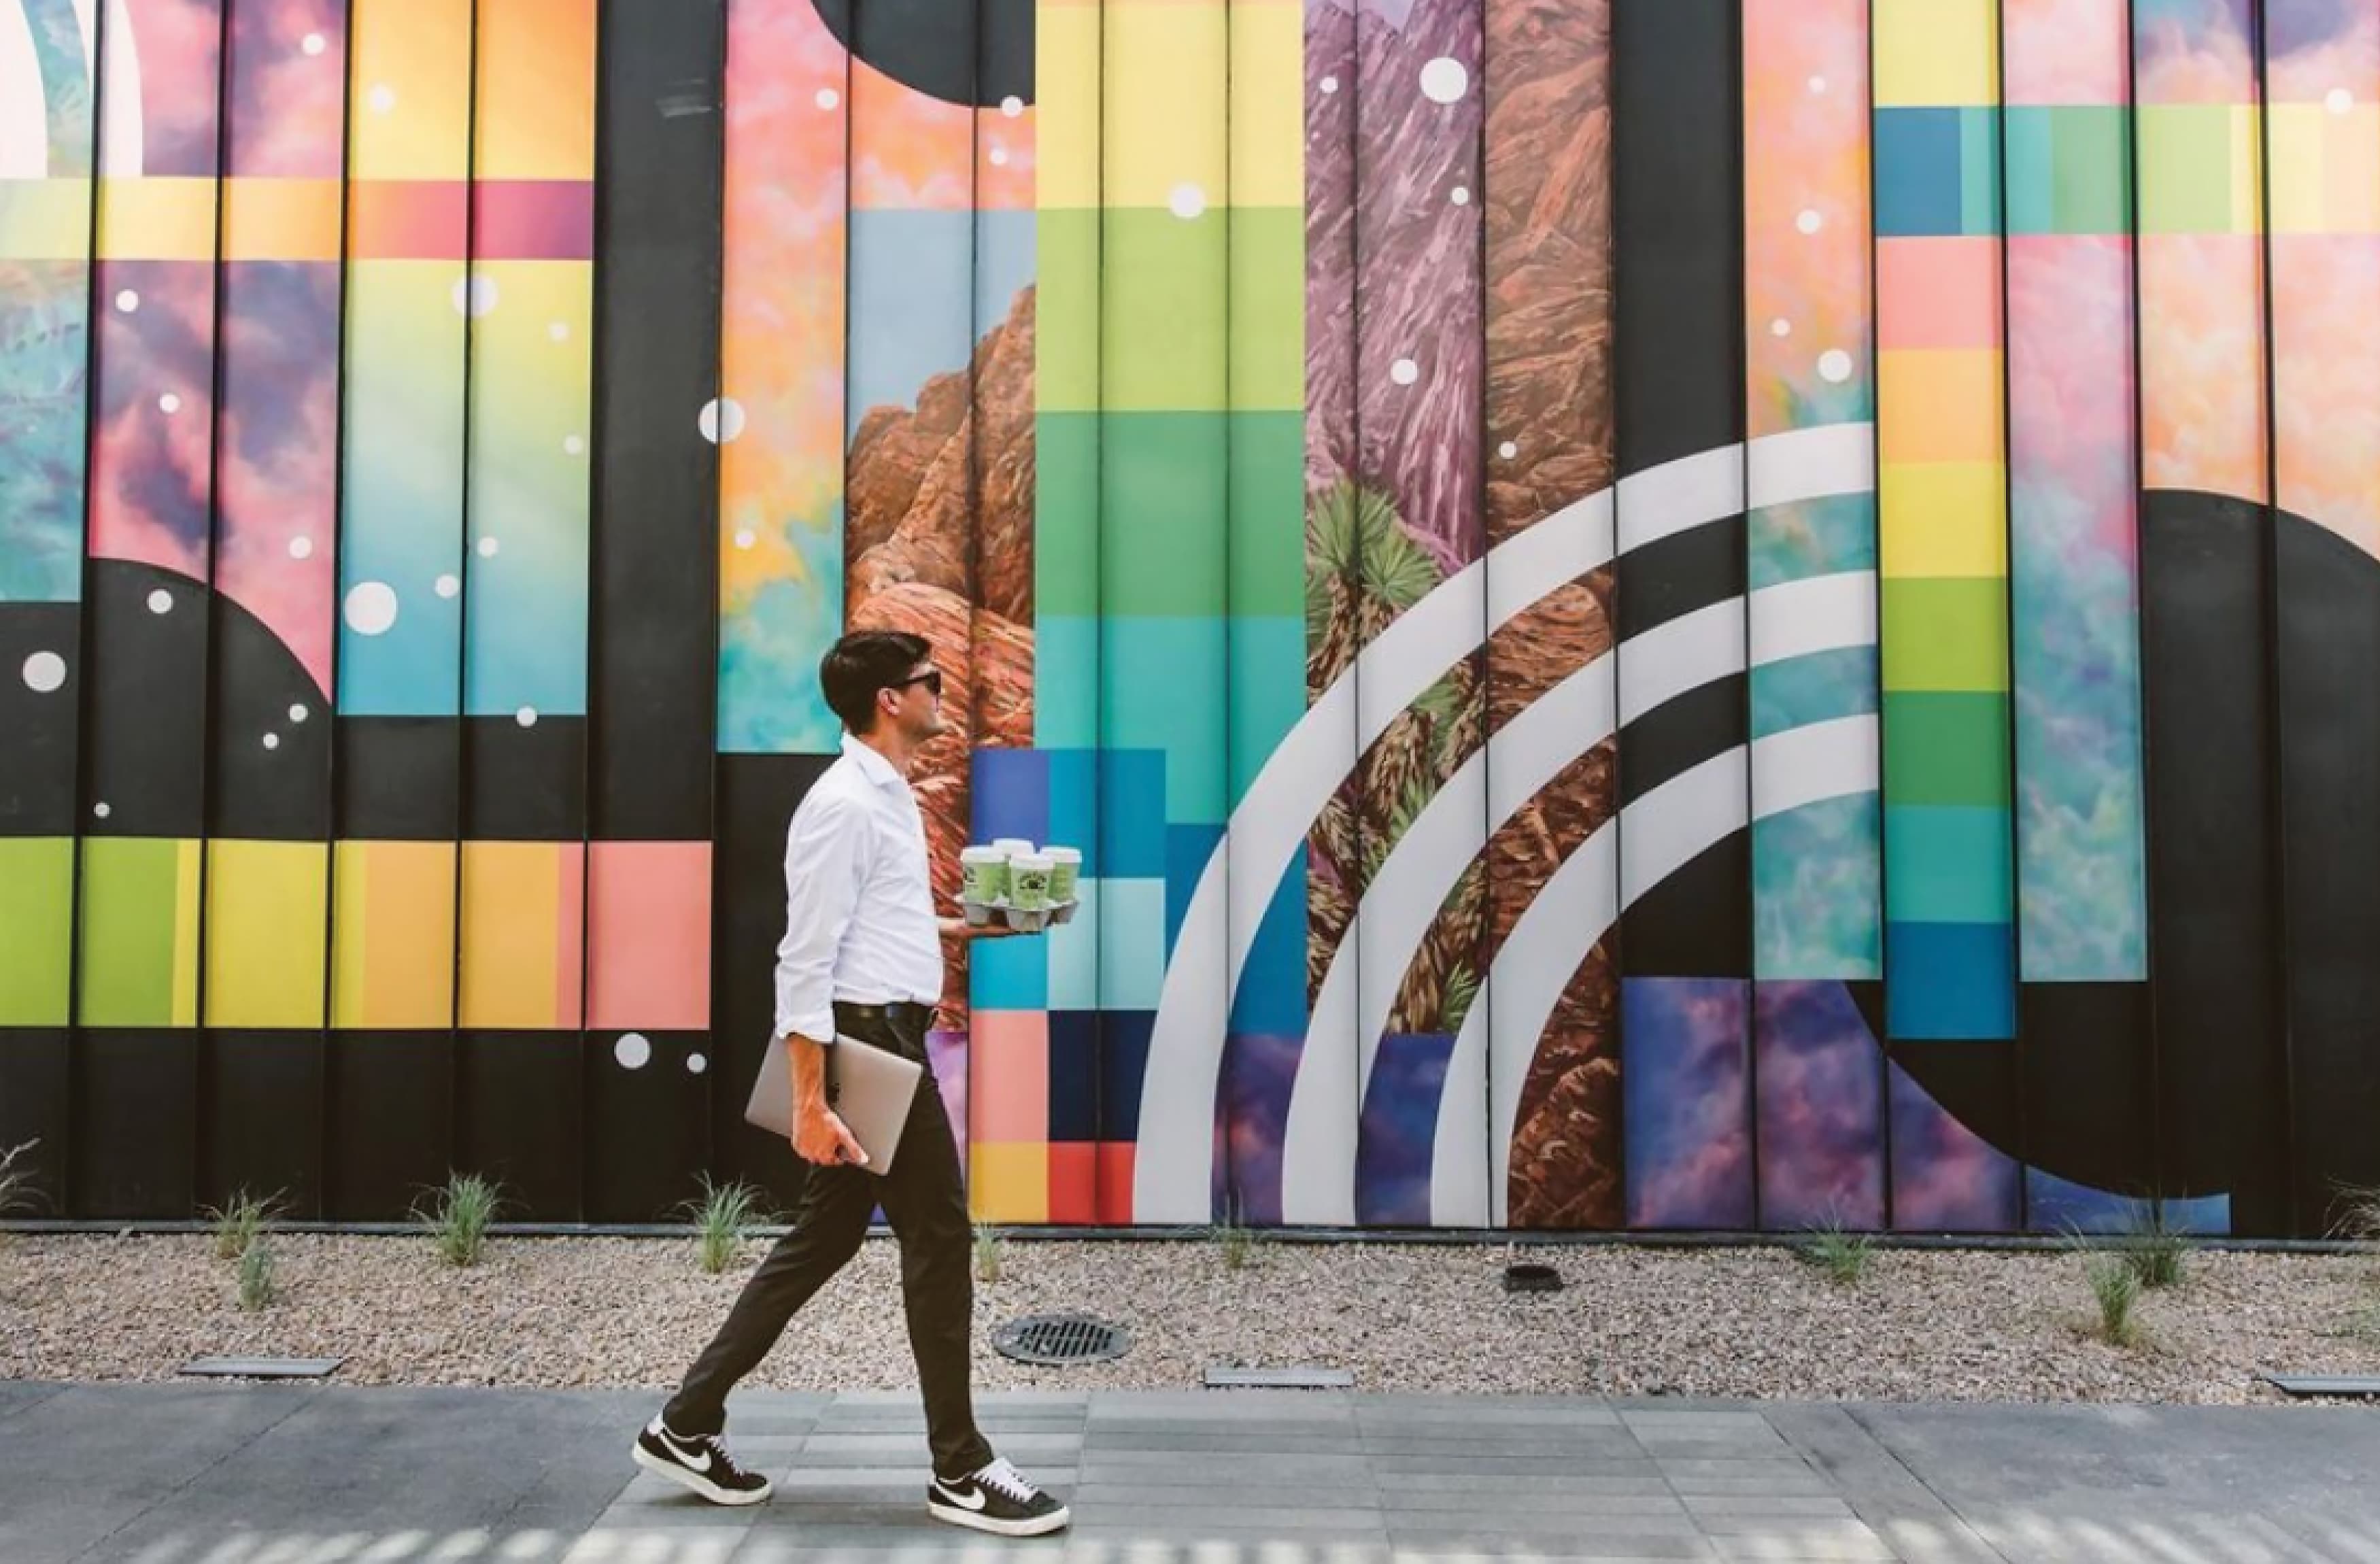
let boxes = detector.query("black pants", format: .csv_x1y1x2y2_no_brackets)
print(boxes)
664,1004,992,1478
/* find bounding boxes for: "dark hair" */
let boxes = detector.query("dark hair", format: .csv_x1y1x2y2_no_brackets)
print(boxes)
820,630,932,734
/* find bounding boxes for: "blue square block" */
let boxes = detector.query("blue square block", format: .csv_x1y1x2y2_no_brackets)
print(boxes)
970,921,1048,1010
1099,1010,1153,1142
1166,822,1225,953
1875,107,1967,237
1885,920,2015,1039
970,747,1049,847
1102,749,1168,880
1229,846,1310,1036
1047,749,1098,875
1098,879,1169,1010
1047,1010,1100,1142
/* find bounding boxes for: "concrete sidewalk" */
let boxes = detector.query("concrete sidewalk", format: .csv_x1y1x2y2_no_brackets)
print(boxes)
3,1382,2377,1564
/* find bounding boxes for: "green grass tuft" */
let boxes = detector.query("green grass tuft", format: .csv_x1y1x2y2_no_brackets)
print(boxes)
1793,1220,1875,1286
974,1222,1004,1285
2081,1248,2145,1348
204,1188,285,1261
681,1176,770,1276
413,1173,504,1268
237,1240,276,1311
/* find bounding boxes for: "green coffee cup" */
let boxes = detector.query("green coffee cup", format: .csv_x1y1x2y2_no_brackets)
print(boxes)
1045,845,1081,904
960,845,1010,906
1008,853,1055,912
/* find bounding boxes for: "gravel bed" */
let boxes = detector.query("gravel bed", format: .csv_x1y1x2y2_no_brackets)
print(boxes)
5,1233,2377,1405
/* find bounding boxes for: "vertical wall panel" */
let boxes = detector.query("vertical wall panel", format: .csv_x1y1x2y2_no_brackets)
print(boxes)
2266,0,2380,1229
2135,0,2290,1234
1614,0,1751,1231
1743,0,1884,1231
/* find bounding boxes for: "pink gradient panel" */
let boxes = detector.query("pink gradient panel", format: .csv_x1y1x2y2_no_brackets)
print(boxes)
126,0,227,175
2005,0,2130,105
88,260,217,575
470,181,599,260
587,842,714,1031
1876,238,2001,350
226,0,346,177
968,1010,1049,1143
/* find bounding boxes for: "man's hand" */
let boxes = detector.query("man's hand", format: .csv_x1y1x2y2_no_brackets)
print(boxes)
793,1098,868,1168
940,916,1024,940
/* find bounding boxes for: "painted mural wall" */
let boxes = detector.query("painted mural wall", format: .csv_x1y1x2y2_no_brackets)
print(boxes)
2,0,2376,1236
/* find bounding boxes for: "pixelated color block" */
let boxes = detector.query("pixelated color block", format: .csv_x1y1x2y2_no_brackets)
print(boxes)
1878,351,2003,464
1047,749,1098,872
222,177,343,261
1229,847,1309,1036
95,180,218,262
1875,109,2000,237
77,837,199,1028
1873,0,1998,107
332,840,457,1029
970,1009,1049,1143
2268,104,2380,234
458,841,585,1030
1880,462,2009,577
1882,692,2011,804
0,838,73,1026
1044,881,1099,1010
970,1141,1048,1223
205,840,329,1030
2005,107,2129,235
1100,420,1229,615
1047,1010,1101,1142
1877,237,2001,348
1229,616,1306,806
1099,1010,1153,1142
971,747,1051,848
1166,822,1224,953
973,915,1050,1010
1885,805,2016,923
1881,579,2009,691
2137,105,2263,235
587,841,712,1031
1228,415,1308,614
1100,749,1169,878
1884,920,2016,1038
1048,1142,1098,1224
1096,1142,1136,1224
1099,880,1168,1011
1034,616,1097,750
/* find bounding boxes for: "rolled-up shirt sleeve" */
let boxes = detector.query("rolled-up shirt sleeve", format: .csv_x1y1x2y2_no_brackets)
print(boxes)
772,792,869,1045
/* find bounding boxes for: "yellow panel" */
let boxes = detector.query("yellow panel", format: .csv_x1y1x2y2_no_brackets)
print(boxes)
333,840,457,1029
1880,462,2009,578
473,0,596,180
1104,5,1228,210
172,840,202,1026
1878,350,2003,464
2228,106,2265,235
95,178,217,260
1873,0,1997,107
0,180,92,260
223,178,343,262
1227,3,1302,209
2327,107,2380,233
459,841,562,1030
970,1142,1051,1223
349,0,474,180
205,841,328,1029
1038,5,1102,210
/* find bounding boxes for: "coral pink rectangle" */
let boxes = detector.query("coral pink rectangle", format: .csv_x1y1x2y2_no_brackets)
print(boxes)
1047,1142,1098,1225
471,180,596,259
968,1010,1049,1144
586,841,712,1030
1877,237,2001,350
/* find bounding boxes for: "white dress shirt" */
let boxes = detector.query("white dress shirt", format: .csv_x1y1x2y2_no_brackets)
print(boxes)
772,733,944,1044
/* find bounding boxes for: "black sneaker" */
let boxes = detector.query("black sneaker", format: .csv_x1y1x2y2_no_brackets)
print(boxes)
928,1456,1072,1536
631,1416,773,1506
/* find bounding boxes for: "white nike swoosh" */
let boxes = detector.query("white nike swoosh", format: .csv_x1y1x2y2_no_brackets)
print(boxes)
934,1482,988,1512
658,1431,713,1474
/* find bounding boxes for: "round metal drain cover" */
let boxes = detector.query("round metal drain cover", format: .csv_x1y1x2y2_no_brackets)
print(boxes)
991,1313,1130,1365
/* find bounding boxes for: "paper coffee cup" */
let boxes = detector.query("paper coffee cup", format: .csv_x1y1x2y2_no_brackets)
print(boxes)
961,845,1010,906
1008,853,1055,912
991,837,1036,860
1044,845,1081,903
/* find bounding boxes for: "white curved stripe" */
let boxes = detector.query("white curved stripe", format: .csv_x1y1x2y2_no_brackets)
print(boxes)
98,0,140,178
1749,570,1876,668
0,1,46,178
1133,424,1875,1223
1455,715,1880,1227
1282,573,1875,1225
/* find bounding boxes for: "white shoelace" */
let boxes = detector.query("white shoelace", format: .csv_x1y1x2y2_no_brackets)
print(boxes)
972,1457,1038,1503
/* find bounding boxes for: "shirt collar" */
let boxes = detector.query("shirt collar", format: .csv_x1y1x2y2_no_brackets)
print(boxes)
840,732,906,793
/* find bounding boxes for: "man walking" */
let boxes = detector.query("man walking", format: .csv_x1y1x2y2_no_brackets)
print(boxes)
632,630,1069,1537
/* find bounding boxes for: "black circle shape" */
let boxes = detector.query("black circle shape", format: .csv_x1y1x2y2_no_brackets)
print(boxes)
810,0,1033,109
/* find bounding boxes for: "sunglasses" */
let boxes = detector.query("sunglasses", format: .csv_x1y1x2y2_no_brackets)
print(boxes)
889,668,944,699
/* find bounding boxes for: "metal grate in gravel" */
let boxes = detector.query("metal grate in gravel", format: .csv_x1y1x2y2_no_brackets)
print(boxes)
991,1312,1130,1365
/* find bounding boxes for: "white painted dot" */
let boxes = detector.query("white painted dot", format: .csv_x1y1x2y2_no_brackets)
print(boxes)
452,273,498,317
687,1053,708,1075
262,732,279,751
1797,208,1823,235
343,580,398,635
2327,87,2354,114
1809,75,1826,95
515,706,537,728
1391,357,1420,386
434,573,461,598
21,651,67,694
548,320,569,341
288,703,309,724
816,86,840,111
114,288,138,313
93,801,110,819
1498,441,1518,460
477,537,500,558
302,31,326,56
1170,182,1206,220
1450,185,1471,206
1771,318,1792,338
699,397,746,444
1320,75,1340,95
1420,56,1469,105
734,528,756,550
1818,349,1854,384
989,143,1009,167
288,534,313,560
615,1032,652,1070
158,392,181,415
147,588,173,614
563,435,585,456
1000,95,1023,118
367,84,394,114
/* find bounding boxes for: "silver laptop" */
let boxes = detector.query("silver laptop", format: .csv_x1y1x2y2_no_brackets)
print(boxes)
743,1034,923,1176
